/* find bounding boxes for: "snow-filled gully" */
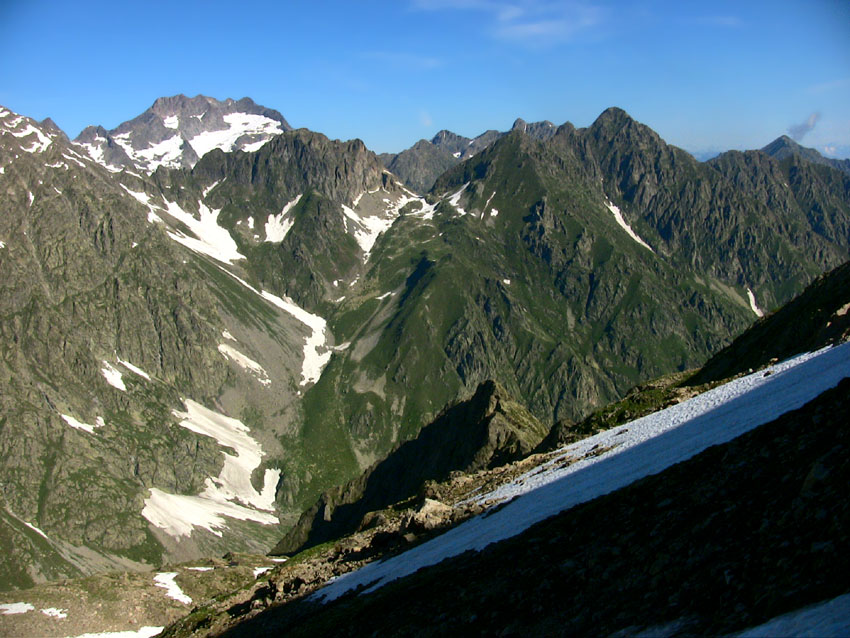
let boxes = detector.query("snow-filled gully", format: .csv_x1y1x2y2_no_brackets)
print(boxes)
314,342,850,602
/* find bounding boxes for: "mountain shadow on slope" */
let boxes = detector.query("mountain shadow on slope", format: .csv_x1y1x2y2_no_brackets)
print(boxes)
224,375,850,638
271,380,548,555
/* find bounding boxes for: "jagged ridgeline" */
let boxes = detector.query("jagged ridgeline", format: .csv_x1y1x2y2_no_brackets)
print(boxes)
1,96,849,591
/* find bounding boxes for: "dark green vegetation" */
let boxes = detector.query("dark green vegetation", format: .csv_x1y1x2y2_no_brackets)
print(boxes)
2,97,850,599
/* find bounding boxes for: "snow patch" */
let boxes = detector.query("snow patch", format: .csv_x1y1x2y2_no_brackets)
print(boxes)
211,267,333,387
153,572,192,605
218,343,271,385
452,151,461,158
62,152,87,168
41,607,68,619
6,120,53,153
23,520,49,540
133,135,184,171
189,112,283,159
60,414,103,435
119,185,163,223
101,362,126,391
314,343,850,602
170,399,279,510
253,567,273,578
164,199,245,264
222,329,236,341
264,194,302,242
604,200,654,252
258,290,330,386
447,183,470,216
67,627,164,638
376,292,394,300
503,279,511,285
187,566,213,572
163,115,179,129
0,602,34,614
142,487,277,539
118,358,151,381
746,288,764,318
202,180,220,198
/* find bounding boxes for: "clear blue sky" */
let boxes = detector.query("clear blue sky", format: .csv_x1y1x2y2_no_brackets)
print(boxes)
1,0,848,157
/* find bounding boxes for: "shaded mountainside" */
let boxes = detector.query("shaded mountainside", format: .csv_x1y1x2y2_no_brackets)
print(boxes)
224,375,850,638
271,380,548,555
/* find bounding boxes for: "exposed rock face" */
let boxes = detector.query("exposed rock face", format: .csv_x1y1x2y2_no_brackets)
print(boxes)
270,380,548,555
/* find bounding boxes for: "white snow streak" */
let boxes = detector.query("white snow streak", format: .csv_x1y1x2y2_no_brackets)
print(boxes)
212,266,333,386
118,358,151,381
23,520,49,540
41,607,68,618
67,626,164,638
447,183,470,216
162,115,179,129
314,343,850,602
100,362,126,391
202,180,221,198
253,567,273,578
60,414,104,435
0,602,34,614
747,288,764,318
218,343,271,385
164,199,245,264
119,185,163,223
187,566,214,572
604,200,654,252
153,572,192,605
737,592,850,637
264,194,302,242
258,290,331,386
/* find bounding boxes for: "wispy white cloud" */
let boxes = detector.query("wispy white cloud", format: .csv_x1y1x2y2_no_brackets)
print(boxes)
419,109,434,127
361,51,444,70
411,0,606,46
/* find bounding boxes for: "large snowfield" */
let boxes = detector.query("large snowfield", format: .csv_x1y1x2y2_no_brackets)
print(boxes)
315,342,850,609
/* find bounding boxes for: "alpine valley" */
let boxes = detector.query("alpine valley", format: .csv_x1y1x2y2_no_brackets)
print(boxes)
1,94,849,636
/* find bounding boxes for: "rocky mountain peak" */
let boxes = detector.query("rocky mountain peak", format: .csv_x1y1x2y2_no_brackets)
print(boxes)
73,94,292,174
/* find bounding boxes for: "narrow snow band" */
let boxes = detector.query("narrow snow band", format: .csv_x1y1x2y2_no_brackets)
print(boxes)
153,572,192,605
604,200,654,252
313,342,850,602
747,287,764,317
736,592,850,637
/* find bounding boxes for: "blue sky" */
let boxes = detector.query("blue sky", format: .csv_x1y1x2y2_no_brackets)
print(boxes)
1,0,848,157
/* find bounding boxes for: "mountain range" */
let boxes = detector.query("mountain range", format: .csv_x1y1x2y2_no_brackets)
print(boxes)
1,92,849,619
